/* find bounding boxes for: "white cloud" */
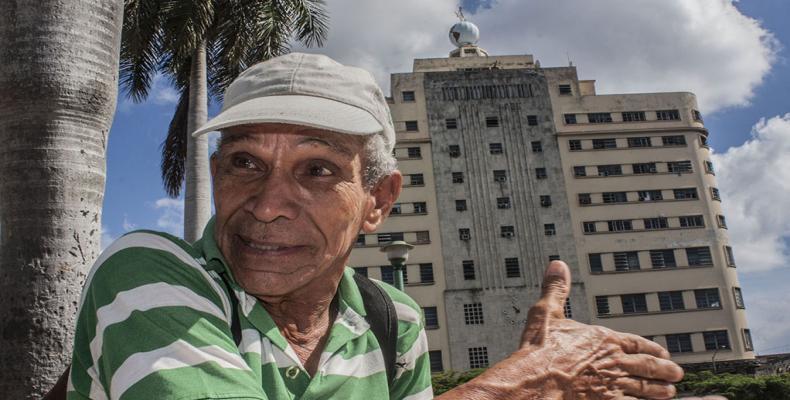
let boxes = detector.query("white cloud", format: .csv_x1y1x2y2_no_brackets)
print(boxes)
152,198,185,238
745,285,790,354
117,73,180,114
711,114,790,273
100,225,117,251
295,0,777,114
122,214,137,232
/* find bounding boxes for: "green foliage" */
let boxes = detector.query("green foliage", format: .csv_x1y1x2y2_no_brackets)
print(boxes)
677,371,790,400
431,369,486,395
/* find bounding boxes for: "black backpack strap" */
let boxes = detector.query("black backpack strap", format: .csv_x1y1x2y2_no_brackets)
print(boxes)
353,272,399,389
218,272,243,346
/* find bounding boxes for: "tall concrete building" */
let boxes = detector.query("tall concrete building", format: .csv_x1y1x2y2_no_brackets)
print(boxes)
348,17,753,372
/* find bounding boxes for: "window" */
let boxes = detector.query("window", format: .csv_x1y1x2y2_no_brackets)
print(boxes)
531,141,543,153
717,215,728,229
415,231,430,244
404,120,419,131
658,291,685,311
621,294,648,314
408,174,424,186
679,215,705,228
700,134,709,147
540,195,552,207
733,287,745,309
686,247,713,266
573,166,587,177
568,139,582,151
607,219,633,232
452,172,464,183
505,258,520,277
535,167,547,179
493,170,507,182
353,266,368,277
402,91,415,102
455,199,467,211
459,228,471,241
595,296,610,315
633,163,657,174
380,266,397,284
500,225,515,238
558,84,572,95
622,111,647,122
468,347,489,369
564,298,573,319
638,190,663,201
448,144,461,158
419,263,434,284
489,143,503,154
666,334,693,353
593,138,617,149
390,204,402,215
527,115,539,126
445,118,458,130
711,187,721,201
377,232,404,244
423,307,439,329
704,330,730,351
656,109,681,121
704,160,716,175
496,197,511,209
602,192,628,203
613,252,640,271
588,112,613,123
724,246,736,267
695,288,721,309
356,234,366,247
485,116,499,128
661,135,686,146
674,188,698,200
578,193,592,205
429,350,444,373
743,329,754,351
667,161,693,174
693,110,703,122
589,254,603,273
650,250,677,268
464,303,484,325
564,114,577,124
407,147,421,158
583,222,597,233
628,136,651,147
413,202,427,214
644,217,668,230
544,223,556,236
597,164,623,176
462,260,475,280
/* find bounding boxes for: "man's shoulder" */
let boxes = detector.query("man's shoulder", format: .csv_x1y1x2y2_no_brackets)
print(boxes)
364,276,423,327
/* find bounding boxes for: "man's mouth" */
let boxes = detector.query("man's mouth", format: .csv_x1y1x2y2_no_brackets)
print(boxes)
237,235,306,256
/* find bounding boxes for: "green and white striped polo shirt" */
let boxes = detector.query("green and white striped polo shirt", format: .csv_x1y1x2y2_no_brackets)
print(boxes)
68,220,433,399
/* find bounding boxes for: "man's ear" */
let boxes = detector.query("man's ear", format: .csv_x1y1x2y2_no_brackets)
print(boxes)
361,171,402,233
210,152,218,178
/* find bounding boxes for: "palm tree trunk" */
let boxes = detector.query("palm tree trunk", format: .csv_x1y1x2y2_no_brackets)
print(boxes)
184,41,211,243
0,0,123,398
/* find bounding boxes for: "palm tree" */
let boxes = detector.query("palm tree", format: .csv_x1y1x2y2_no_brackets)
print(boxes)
122,0,328,242
0,0,123,397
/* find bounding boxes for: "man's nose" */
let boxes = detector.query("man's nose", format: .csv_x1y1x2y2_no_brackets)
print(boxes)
244,168,301,223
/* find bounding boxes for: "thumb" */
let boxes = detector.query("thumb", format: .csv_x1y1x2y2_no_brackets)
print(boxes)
521,260,572,346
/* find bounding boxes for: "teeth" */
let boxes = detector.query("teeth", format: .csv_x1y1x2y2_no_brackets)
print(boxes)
246,241,284,251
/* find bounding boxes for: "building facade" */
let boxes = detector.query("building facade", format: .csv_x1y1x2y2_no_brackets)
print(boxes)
348,22,753,372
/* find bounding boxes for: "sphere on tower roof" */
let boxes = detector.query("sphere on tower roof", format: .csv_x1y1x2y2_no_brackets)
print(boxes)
449,20,480,48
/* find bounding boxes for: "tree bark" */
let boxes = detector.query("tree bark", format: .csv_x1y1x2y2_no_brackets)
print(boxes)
183,41,211,243
0,0,123,397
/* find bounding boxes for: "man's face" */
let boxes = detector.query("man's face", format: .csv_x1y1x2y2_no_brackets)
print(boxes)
211,124,399,299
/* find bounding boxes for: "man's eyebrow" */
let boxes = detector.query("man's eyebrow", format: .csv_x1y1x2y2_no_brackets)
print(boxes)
297,136,356,158
218,132,254,148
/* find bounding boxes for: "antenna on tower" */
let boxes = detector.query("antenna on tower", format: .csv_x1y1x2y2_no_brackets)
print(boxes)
567,52,573,67
455,6,465,21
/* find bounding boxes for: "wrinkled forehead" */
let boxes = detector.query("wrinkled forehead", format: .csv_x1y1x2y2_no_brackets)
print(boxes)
217,123,367,158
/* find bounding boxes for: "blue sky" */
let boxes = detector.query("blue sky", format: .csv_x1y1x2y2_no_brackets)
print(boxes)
102,0,790,355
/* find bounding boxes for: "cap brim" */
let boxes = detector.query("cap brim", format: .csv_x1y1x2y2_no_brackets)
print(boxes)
192,94,384,137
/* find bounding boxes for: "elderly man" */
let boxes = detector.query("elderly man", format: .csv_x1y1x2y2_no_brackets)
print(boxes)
67,53,686,399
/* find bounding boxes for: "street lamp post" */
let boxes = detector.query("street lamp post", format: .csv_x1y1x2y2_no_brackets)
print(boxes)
380,241,414,291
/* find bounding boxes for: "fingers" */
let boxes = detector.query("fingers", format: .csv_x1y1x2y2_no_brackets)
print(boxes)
594,353,684,383
539,260,571,319
617,331,672,359
611,376,676,400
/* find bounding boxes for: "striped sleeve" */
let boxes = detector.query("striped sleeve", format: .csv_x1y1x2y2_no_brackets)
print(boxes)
373,282,434,400
67,232,263,400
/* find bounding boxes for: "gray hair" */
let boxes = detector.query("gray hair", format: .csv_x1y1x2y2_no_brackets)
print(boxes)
215,132,397,190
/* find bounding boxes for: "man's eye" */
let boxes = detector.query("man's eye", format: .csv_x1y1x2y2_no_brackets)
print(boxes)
231,155,257,170
308,164,333,177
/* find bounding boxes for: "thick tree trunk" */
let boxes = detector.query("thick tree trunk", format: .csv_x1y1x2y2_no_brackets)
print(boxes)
0,0,123,397
183,41,211,243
